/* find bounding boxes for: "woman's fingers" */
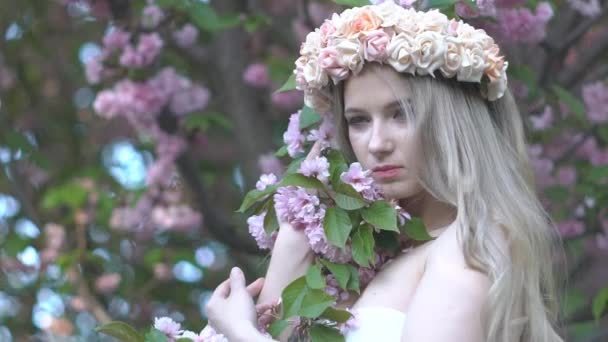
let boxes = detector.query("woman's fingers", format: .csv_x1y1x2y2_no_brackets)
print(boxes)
212,278,231,298
246,277,265,297
306,140,323,161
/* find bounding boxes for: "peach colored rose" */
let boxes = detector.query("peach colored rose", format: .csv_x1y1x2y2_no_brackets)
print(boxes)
318,47,350,83
387,33,418,74
363,29,391,62
484,46,505,82
342,9,382,37
484,62,508,101
414,31,446,75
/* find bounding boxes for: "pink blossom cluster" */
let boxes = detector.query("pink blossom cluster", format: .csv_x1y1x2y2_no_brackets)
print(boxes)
493,3,554,44
557,220,585,239
455,0,497,19
307,117,336,149
299,156,330,183
370,0,417,8
340,163,383,201
151,204,202,231
582,82,608,124
243,63,271,88
283,112,306,157
337,308,361,335
154,317,228,342
256,173,278,190
173,24,199,48
271,90,304,110
568,0,602,17
247,211,278,250
141,3,164,29
529,105,554,131
120,33,164,68
93,67,210,120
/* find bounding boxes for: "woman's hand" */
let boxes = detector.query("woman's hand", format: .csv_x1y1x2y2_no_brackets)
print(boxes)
205,267,267,341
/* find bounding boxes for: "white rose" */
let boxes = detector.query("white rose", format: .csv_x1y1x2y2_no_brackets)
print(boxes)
301,31,322,56
457,44,486,82
371,1,405,28
303,58,328,88
418,10,448,34
414,31,446,75
334,37,364,75
439,38,462,78
387,33,418,74
395,10,420,36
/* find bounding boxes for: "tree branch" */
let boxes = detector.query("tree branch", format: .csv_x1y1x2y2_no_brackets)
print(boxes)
558,23,608,88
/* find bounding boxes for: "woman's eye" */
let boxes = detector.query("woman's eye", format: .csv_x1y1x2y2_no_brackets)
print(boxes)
392,109,405,120
347,116,368,125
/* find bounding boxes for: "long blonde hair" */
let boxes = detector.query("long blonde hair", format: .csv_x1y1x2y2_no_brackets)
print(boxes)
330,63,566,342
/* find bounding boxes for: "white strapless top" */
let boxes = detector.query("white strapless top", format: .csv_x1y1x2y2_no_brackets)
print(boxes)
345,307,406,342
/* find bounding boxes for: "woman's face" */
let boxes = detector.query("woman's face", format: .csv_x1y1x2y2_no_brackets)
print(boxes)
343,66,424,200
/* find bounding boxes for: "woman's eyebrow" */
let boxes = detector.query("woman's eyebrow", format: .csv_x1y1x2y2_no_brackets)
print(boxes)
344,99,411,116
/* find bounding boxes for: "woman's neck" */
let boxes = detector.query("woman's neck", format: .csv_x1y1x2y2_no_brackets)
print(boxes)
399,191,456,237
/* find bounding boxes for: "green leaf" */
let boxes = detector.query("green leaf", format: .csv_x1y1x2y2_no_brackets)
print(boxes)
592,287,608,321
543,186,570,203
280,173,325,190
326,149,348,186
263,202,280,235
282,277,309,318
324,207,353,249
589,165,608,182
143,249,163,268
331,0,371,7
321,260,351,290
188,3,241,32
361,201,398,232
4,235,30,256
351,224,375,267
320,306,353,323
268,319,289,339
375,230,400,253
306,264,326,289
403,217,433,241
184,112,232,132
42,182,89,210
299,289,335,318
551,85,587,122
95,321,144,342
426,0,457,9
299,106,323,130
145,329,168,342
237,185,277,213
275,145,288,158
286,157,306,174
310,324,345,342
347,264,360,293
274,74,296,94
334,182,367,211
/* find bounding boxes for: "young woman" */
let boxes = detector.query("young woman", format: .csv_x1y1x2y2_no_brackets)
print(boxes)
205,3,565,341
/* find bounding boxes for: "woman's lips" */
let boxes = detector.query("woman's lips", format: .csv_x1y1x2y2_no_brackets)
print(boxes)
372,167,403,179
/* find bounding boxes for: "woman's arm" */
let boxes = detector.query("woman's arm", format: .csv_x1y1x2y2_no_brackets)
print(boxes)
257,220,315,305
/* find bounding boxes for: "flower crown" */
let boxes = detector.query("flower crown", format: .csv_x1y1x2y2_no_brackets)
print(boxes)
294,1,509,114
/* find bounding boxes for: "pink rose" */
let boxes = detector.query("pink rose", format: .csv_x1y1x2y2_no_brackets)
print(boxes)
363,29,390,62
318,47,349,83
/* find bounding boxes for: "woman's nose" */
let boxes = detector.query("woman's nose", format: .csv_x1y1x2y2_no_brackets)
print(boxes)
368,120,393,155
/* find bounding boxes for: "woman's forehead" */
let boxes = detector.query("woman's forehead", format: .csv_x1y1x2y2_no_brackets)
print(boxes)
343,66,411,112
